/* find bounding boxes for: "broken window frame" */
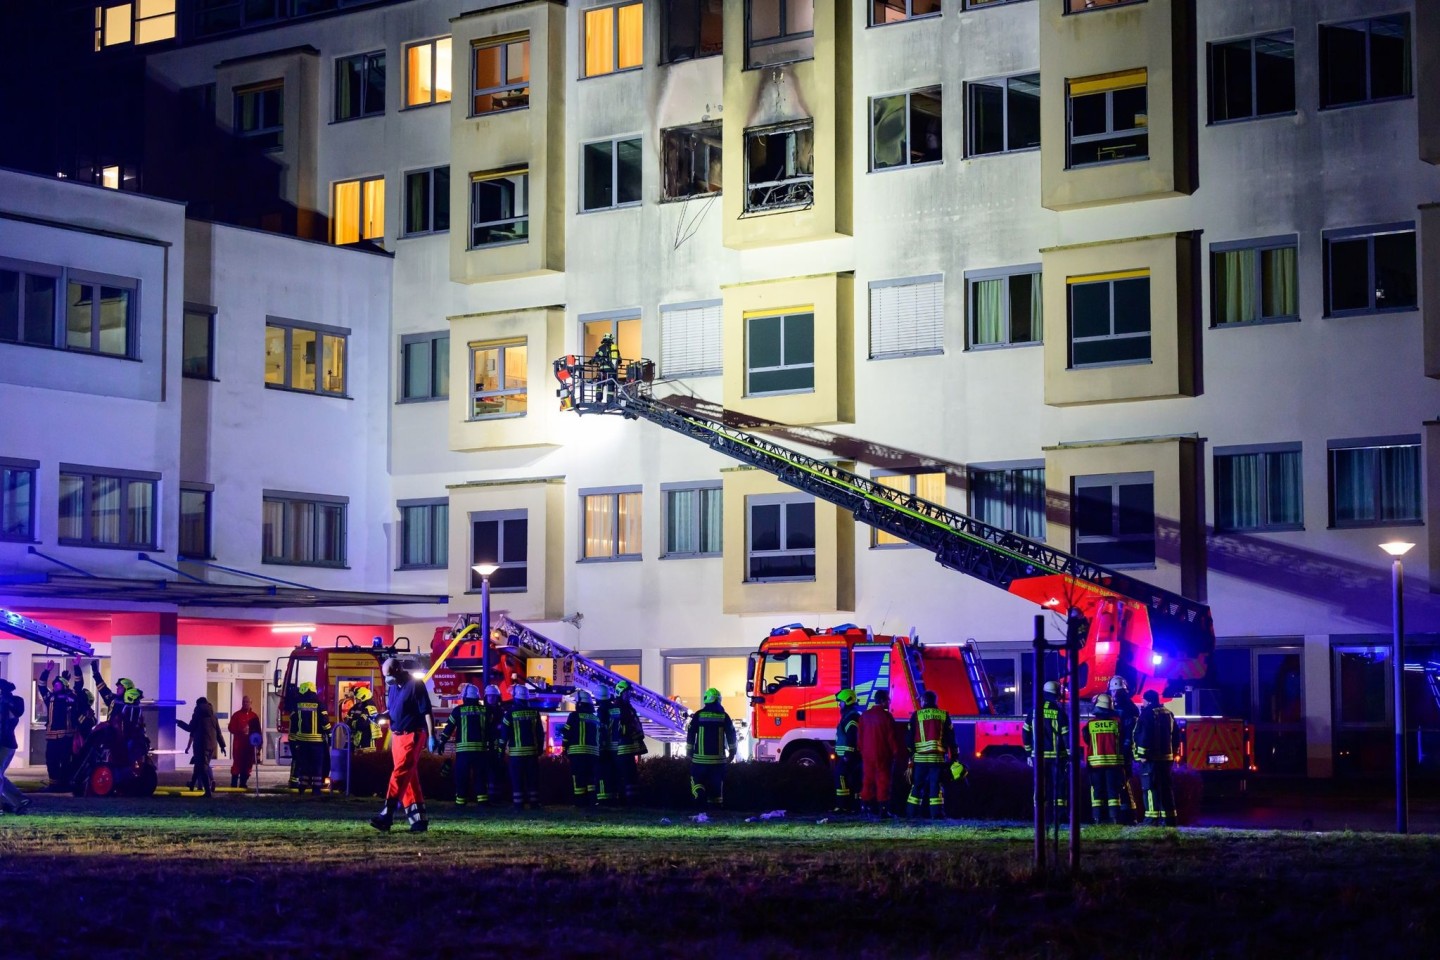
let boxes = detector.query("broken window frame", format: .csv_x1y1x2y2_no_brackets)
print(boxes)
662,122,723,201
744,121,814,214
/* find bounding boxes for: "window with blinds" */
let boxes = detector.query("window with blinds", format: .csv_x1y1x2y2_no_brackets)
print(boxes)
660,299,723,378
869,275,944,359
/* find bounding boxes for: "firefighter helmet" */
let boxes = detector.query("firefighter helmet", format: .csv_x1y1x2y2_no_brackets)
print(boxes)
1043,681,1060,696
484,684,501,699
950,761,968,782
835,688,856,706
576,690,593,704
354,686,372,703
1108,675,1129,694
614,679,631,695
123,686,142,704
461,683,481,701
116,677,134,692
1094,693,1113,710
702,687,721,704
511,686,529,701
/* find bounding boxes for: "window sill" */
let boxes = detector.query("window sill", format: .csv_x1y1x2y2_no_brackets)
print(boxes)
1066,155,1150,171
743,53,815,72
58,540,158,551
398,229,451,241
396,563,446,571
871,542,919,550
0,536,40,545
744,386,816,399
1212,525,1303,535
866,13,942,28
1063,2,1147,15
1329,519,1423,531
1210,315,1300,329
660,191,723,204
745,577,818,584
329,113,384,125
262,559,350,569
467,238,531,252
657,369,722,380
579,201,643,215
965,341,1040,352
580,66,643,81
264,384,352,400
464,587,525,595
182,373,220,382
1324,306,1418,320
870,349,944,361
1068,358,1152,371
660,51,723,66
965,146,1041,160
741,201,814,218
1319,94,1414,113
466,412,527,422
397,395,448,405
660,552,721,560
1207,110,1297,127
177,553,216,561
577,555,643,564
469,105,530,120
402,100,452,112
869,160,944,174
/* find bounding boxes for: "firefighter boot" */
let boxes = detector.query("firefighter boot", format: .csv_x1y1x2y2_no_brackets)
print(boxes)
230,774,239,789
370,800,396,832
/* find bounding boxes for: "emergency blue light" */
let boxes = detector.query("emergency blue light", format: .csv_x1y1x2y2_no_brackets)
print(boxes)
300,634,313,647
1152,653,1164,665
372,636,383,648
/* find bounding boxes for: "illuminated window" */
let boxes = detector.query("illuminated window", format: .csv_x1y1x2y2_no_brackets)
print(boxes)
584,1,644,77
872,0,941,25
745,309,813,396
264,319,349,397
746,0,813,69
263,492,347,567
1067,69,1148,168
335,50,386,121
66,275,135,357
332,176,385,246
581,487,642,560
59,466,158,550
472,34,529,114
95,2,174,49
469,168,529,247
470,339,527,419
1067,270,1150,368
872,471,945,546
581,313,640,373
405,36,453,107
101,165,121,189
235,81,283,151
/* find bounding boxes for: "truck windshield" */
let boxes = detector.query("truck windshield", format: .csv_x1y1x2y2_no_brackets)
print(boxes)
760,652,817,692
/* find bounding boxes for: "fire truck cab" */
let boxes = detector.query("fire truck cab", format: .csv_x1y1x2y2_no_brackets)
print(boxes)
273,634,412,756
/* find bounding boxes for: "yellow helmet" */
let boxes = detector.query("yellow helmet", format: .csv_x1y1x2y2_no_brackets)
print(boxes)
123,686,142,704
702,687,721,705
298,681,317,695
835,688,857,706
354,686,372,703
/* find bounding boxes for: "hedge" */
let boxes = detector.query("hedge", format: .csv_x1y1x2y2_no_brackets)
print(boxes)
340,750,1202,823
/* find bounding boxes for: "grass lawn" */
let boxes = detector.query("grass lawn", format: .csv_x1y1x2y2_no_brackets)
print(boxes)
1,793,1436,960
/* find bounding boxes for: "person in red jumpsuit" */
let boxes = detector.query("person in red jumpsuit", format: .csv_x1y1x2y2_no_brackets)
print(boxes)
227,695,261,788
858,688,904,818
371,658,434,833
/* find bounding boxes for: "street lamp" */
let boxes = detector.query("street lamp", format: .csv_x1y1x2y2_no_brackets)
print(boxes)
1380,540,1414,834
472,563,500,689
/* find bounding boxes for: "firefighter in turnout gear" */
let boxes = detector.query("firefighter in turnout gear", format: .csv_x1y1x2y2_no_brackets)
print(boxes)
501,686,543,810
436,684,490,805
38,663,78,787
609,680,646,804
592,332,621,403
289,682,332,795
832,688,862,813
686,688,737,808
906,690,956,819
1110,674,1140,820
1135,689,1181,826
1023,681,1069,824
1084,694,1128,824
345,685,380,751
562,691,601,806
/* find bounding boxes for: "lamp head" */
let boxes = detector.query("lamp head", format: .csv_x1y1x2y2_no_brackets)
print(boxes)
472,563,500,578
1380,541,1415,558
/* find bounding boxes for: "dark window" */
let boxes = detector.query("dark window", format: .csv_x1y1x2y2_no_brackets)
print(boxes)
746,311,814,395
760,652,818,690
59,467,159,550
1211,237,1298,325
1320,14,1411,108
747,495,815,581
400,332,449,402
966,73,1040,156
183,306,216,379
471,510,528,591
662,0,724,63
235,81,283,150
0,459,38,543
1214,445,1303,532
263,492,347,566
872,1,942,25
335,50,385,121
403,166,450,236
470,169,529,247
582,137,643,211
664,483,722,557
871,88,943,170
0,263,60,348
969,463,1046,539
179,486,213,559
1067,71,1147,167
1329,438,1421,527
1323,225,1416,316
1208,32,1295,123
1073,473,1155,568
662,122,722,200
1068,272,1150,367
746,0,813,69
472,36,529,114
399,499,448,569
745,122,814,212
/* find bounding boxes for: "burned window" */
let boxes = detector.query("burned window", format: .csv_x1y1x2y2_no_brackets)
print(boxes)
744,122,813,213
663,0,724,63
871,87,942,170
662,122,722,200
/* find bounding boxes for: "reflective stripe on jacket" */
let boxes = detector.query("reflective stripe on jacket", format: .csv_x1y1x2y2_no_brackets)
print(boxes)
502,705,543,757
562,709,601,757
1084,713,1122,767
290,697,331,743
835,705,862,756
444,702,490,752
686,706,736,764
909,707,952,763
1023,699,1068,760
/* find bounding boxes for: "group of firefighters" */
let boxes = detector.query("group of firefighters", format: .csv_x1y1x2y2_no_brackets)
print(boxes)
29,660,149,794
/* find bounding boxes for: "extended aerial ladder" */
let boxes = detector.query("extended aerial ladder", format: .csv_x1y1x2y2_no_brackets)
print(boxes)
554,355,1217,697
0,609,96,657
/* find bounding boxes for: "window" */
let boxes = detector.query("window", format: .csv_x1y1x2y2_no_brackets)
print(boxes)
746,494,815,581
1068,270,1150,368
968,265,1041,348
1073,472,1154,568
662,0,723,63
661,300,722,378
1208,32,1295,123
969,462,1046,539
582,488,643,560
663,482,722,557
93,1,175,49
1323,224,1416,316
472,34,529,114
1211,236,1298,326
581,314,641,365
1067,69,1147,168
871,88,943,171
403,166,450,237
869,275,943,360
235,81,283,151
0,261,60,349
759,651,817,691
400,332,449,402
263,492,347,566
264,319,348,396
745,122,814,213
333,176,385,246
746,0,813,69
470,339,527,419
471,510,528,590
335,50,385,121
470,169,529,247
405,37,452,107
183,305,216,379
66,274,135,357
873,472,945,546
179,484,213,559
667,654,748,712
0,458,38,543
1320,15,1411,109
872,1,941,24
746,309,814,396
1328,437,1421,528
585,1,644,77
966,73,1040,156
582,136,643,212
1214,444,1302,533
662,123,722,200
58,465,158,550
1065,0,1144,12
398,499,448,569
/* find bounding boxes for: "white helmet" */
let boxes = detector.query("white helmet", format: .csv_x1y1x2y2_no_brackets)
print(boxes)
461,683,481,700
511,686,528,701
576,690,593,704
484,684,501,698
1108,675,1129,694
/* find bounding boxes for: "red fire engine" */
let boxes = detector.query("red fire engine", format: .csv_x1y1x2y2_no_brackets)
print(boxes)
274,634,414,758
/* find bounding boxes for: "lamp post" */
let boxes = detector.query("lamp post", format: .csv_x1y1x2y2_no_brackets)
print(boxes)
1380,541,1413,835
472,563,500,689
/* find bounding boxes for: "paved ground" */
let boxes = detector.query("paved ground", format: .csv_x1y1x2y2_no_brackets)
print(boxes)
1194,779,1440,833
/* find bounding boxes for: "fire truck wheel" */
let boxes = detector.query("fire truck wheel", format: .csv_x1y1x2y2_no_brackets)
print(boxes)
984,748,1026,765
785,747,826,770
88,763,117,798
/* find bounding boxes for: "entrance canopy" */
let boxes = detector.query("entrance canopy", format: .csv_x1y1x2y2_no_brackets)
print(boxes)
0,571,447,609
